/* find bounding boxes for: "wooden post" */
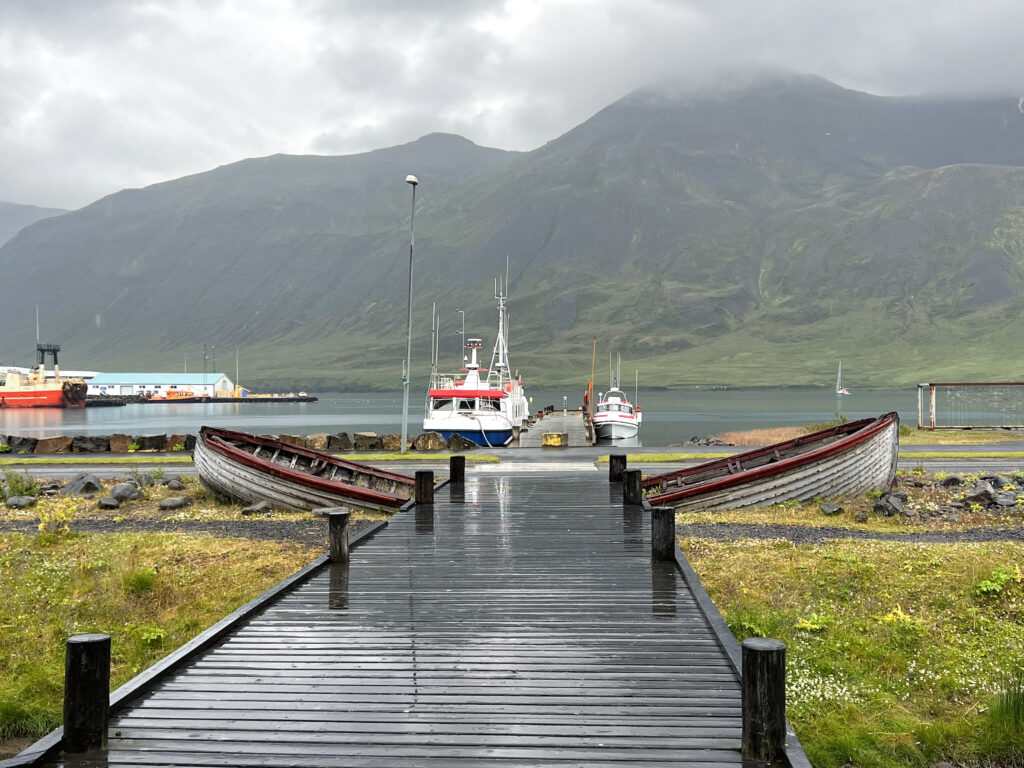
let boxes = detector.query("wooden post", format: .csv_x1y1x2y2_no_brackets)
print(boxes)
609,453,627,483
327,508,350,563
742,637,787,765
328,562,349,610
623,468,642,505
449,455,465,485
651,506,675,561
416,470,434,504
63,633,111,753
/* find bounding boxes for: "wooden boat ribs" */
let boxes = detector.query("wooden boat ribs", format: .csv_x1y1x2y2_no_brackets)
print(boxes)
644,412,899,512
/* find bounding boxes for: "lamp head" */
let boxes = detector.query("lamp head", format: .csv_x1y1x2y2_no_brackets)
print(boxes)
405,174,419,186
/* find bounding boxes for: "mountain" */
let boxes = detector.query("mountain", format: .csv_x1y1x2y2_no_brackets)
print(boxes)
0,201,68,248
3,75,1024,390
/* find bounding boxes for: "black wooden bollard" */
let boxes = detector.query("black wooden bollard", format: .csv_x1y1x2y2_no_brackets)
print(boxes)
742,638,787,765
651,506,675,561
327,508,351,563
609,453,627,483
449,455,465,485
622,468,642,505
416,470,434,504
63,633,111,753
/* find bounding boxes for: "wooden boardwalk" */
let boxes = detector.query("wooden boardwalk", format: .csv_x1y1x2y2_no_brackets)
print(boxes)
517,410,593,447
42,471,799,767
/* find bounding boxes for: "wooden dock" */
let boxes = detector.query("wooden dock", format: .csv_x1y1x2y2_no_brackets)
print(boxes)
29,470,808,767
517,409,593,447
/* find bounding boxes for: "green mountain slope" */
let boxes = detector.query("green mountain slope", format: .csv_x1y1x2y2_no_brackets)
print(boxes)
2,75,1024,390
0,201,68,248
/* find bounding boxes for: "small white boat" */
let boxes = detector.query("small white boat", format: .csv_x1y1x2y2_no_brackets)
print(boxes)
592,353,642,440
836,361,850,395
422,276,530,447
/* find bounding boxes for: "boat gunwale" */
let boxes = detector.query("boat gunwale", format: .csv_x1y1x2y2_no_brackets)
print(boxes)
198,429,413,507
644,412,898,505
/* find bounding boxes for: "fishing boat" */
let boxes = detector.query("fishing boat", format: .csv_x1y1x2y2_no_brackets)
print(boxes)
147,388,202,403
643,412,899,512
193,426,417,513
0,344,86,408
593,353,642,440
422,276,530,447
836,361,850,395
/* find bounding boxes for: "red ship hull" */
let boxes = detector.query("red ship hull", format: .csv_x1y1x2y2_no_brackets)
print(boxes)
0,381,87,408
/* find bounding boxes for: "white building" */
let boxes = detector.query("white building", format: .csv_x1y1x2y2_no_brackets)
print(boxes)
86,373,234,398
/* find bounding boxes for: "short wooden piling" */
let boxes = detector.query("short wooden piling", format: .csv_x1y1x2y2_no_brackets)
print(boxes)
742,637,787,765
623,468,642,505
327,508,351,563
651,506,675,561
609,453,627,483
416,470,434,504
449,455,465,485
63,633,111,753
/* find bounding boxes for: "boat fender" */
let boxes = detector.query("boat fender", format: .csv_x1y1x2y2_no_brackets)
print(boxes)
504,382,512,393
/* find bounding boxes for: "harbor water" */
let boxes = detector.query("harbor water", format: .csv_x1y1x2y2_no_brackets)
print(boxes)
1,388,918,447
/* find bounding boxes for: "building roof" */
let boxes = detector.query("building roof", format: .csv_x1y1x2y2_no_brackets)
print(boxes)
88,373,230,386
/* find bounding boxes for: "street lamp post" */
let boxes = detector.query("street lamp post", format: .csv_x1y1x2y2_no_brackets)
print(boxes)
400,174,419,454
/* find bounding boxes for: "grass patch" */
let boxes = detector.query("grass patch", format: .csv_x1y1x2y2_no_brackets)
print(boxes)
0,457,194,466
680,537,1024,767
0,531,318,745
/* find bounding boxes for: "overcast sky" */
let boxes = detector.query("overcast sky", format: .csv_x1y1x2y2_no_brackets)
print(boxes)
2,0,1023,210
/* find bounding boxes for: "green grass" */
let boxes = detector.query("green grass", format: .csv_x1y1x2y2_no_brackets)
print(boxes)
0,456,194,466
681,537,1024,767
0,532,317,744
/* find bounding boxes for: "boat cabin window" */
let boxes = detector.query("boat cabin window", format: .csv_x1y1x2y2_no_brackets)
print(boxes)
479,398,500,411
431,398,453,411
456,399,475,411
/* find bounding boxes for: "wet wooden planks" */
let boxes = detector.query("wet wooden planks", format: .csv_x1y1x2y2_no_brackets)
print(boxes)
54,472,744,767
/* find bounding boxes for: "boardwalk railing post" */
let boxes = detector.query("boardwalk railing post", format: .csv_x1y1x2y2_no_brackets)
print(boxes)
416,470,434,504
609,453,627,483
63,633,111,753
449,455,465,485
651,506,675,561
622,468,642,505
742,637,787,765
327,508,351,563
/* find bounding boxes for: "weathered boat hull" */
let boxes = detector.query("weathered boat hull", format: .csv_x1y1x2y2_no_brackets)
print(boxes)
644,412,899,512
194,427,416,513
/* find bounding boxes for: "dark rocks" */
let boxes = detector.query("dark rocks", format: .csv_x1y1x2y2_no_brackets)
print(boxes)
3,435,38,454
158,496,192,510
111,483,142,502
4,496,36,509
873,493,904,517
132,434,166,452
940,475,964,487
994,494,1018,507
354,432,383,451
447,434,477,451
980,474,1006,490
242,501,272,516
166,479,186,491
64,472,104,496
854,512,868,523
70,435,110,453
328,432,353,451
414,432,446,451
820,502,844,516
964,481,997,506
165,434,188,452
98,497,121,510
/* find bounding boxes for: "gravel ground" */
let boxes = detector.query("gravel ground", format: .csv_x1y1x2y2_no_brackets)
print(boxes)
2,517,1022,546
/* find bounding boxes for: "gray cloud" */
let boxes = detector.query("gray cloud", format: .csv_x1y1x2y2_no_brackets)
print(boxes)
2,0,1023,209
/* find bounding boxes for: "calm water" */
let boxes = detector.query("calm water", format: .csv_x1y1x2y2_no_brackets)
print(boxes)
1,388,917,446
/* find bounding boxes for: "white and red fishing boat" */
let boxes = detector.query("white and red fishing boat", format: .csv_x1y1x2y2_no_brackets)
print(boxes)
0,344,86,408
592,353,642,440
422,278,530,447
643,412,899,512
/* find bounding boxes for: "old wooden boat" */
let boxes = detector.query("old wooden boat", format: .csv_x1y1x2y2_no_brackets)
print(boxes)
643,411,899,512
194,426,417,513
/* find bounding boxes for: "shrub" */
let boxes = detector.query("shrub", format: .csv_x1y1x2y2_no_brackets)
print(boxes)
2,468,40,502
36,497,80,534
